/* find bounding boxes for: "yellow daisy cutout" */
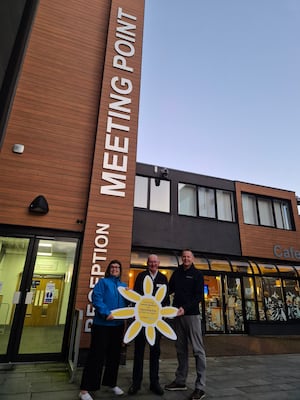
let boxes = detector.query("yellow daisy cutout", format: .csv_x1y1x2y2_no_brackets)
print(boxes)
112,275,178,345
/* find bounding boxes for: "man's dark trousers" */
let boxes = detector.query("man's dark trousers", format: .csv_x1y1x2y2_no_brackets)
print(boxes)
132,330,161,387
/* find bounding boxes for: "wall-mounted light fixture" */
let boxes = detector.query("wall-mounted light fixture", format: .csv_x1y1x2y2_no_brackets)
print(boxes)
12,144,24,154
28,195,49,214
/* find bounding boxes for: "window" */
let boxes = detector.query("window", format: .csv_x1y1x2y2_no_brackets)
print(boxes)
149,179,170,212
243,276,257,320
242,194,258,224
258,198,274,227
216,190,235,222
255,277,266,321
242,193,294,230
198,187,215,218
178,183,196,216
179,183,236,222
134,176,170,213
134,176,148,208
283,279,300,320
262,276,287,322
274,200,292,230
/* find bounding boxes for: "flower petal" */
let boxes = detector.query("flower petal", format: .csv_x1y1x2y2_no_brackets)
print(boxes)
157,320,177,340
111,307,135,319
118,287,141,303
154,284,167,303
143,275,153,296
160,306,178,318
123,320,142,344
145,325,156,346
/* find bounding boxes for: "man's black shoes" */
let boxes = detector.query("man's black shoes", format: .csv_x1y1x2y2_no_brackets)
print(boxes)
165,381,187,391
150,383,164,396
128,385,140,395
129,383,164,396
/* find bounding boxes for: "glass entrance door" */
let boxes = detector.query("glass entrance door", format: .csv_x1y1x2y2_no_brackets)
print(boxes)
0,236,78,362
0,237,30,358
204,274,245,333
204,275,225,332
224,276,244,332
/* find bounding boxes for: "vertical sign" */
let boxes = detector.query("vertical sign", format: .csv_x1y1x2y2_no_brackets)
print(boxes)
76,0,145,345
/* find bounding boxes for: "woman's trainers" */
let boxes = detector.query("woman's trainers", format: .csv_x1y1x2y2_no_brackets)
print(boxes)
79,392,93,400
111,386,124,395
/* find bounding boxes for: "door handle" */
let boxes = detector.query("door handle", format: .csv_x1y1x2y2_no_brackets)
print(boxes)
12,291,21,304
25,292,34,304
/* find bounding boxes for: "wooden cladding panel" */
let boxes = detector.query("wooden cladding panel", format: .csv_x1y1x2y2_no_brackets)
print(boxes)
0,0,111,231
76,0,145,347
235,181,300,261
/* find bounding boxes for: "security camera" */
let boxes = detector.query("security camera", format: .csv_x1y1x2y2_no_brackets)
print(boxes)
160,167,169,178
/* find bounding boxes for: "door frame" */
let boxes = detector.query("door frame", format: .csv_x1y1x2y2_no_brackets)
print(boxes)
0,226,81,363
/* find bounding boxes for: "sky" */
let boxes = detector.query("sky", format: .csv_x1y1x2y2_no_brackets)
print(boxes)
137,0,300,196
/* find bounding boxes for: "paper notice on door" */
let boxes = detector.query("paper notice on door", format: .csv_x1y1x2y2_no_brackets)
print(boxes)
44,282,55,304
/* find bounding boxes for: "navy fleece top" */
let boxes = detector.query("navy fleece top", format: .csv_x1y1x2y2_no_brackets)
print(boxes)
169,264,203,315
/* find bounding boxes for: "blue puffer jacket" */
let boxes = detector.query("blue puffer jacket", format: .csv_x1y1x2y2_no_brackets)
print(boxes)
92,275,127,326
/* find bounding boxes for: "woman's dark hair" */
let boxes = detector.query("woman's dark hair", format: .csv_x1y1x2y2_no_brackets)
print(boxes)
105,259,122,278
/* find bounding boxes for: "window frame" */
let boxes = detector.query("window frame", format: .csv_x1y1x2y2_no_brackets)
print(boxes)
134,175,170,213
178,182,236,222
241,192,294,231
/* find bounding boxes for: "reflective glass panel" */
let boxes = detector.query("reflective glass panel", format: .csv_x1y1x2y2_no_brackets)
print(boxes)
198,187,215,218
249,261,260,274
0,237,30,356
262,276,287,322
19,238,78,354
255,277,266,320
131,252,148,267
276,265,297,277
150,179,170,212
194,257,210,270
283,279,300,320
225,276,244,331
293,266,300,277
210,259,231,272
231,260,253,274
204,275,224,332
274,200,292,230
156,254,178,267
178,183,197,216
131,252,178,268
258,198,274,227
216,190,235,222
243,276,257,320
257,263,278,275
242,193,258,224
134,176,148,208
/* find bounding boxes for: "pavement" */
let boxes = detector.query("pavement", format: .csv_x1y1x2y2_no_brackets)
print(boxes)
1,352,300,399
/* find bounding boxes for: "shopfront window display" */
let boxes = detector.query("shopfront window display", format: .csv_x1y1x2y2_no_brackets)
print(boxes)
262,277,287,321
284,280,300,320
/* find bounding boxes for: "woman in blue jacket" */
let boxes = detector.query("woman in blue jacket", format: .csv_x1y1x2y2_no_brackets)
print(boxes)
79,260,127,400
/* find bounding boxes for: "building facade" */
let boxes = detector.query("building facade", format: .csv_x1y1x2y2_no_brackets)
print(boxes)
132,163,300,337
0,0,299,366
0,0,145,363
